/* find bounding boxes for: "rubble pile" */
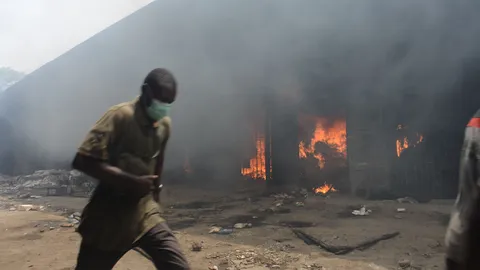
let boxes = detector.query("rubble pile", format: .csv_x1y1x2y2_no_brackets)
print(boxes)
0,169,85,195
0,173,13,184
0,174,15,194
19,170,80,188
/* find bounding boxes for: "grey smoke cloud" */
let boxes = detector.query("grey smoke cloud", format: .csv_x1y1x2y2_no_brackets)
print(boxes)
2,0,480,174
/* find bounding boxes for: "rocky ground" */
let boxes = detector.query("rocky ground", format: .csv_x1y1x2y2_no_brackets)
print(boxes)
0,183,452,270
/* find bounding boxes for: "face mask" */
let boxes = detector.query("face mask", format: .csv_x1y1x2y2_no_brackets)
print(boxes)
146,99,171,121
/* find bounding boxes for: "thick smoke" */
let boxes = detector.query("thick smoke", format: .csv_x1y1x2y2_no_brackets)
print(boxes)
1,0,480,178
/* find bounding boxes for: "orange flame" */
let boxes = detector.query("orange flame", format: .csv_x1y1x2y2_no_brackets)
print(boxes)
241,135,267,180
396,132,424,157
396,138,409,157
314,182,337,194
299,118,347,168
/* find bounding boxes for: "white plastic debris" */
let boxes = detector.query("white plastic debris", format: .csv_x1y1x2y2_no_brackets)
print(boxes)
17,204,34,211
271,193,294,200
234,223,252,229
209,226,222,234
352,206,372,216
16,204,44,211
295,201,305,207
397,197,418,204
396,208,406,213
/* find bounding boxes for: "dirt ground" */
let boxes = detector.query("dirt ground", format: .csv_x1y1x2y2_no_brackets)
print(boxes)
0,184,452,270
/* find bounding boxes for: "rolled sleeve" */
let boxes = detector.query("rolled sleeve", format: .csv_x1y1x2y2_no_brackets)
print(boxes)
77,109,122,161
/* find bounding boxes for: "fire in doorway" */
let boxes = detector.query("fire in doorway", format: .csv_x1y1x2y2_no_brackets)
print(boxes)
395,124,424,157
241,114,347,193
241,132,268,180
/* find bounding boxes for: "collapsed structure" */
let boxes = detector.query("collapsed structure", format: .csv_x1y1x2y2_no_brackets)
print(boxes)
0,169,89,196
1,1,480,200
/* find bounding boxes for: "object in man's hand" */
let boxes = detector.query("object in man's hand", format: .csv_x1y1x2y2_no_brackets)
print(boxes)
153,184,163,202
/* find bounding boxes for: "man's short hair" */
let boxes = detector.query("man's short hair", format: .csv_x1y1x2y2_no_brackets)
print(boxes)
144,68,177,93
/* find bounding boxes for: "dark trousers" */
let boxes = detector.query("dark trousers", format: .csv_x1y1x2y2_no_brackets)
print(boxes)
75,222,190,270
446,258,464,270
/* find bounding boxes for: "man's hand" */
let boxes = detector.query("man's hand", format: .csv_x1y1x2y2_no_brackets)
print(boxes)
134,175,158,196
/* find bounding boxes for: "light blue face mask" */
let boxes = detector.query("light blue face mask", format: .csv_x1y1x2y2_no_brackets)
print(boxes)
146,100,171,121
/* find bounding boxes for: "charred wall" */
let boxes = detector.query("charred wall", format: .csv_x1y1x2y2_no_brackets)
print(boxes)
345,58,480,200
393,58,480,199
268,95,299,189
347,95,396,199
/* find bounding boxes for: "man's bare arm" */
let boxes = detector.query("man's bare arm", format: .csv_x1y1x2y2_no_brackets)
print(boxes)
72,153,155,196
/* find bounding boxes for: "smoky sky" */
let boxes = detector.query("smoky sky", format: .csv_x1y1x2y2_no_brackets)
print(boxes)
2,0,480,172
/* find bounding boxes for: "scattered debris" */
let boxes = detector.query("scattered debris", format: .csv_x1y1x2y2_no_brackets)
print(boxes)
208,266,219,270
423,253,432,258
68,218,79,225
209,226,234,235
0,169,87,195
66,212,81,224
292,229,400,255
17,193,32,199
206,246,299,268
191,242,202,252
428,241,442,249
217,228,234,235
295,202,305,207
271,193,294,200
209,226,222,234
398,259,411,268
233,223,252,229
13,193,41,200
305,263,325,269
397,197,418,204
16,204,44,211
352,205,371,216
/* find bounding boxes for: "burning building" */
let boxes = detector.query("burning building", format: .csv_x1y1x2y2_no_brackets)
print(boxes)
1,1,480,200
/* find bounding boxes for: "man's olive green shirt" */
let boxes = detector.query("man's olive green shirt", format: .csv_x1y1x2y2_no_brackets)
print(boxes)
76,98,170,251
